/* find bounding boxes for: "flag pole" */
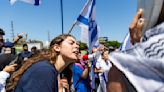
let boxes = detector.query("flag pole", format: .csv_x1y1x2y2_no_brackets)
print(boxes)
60,0,64,34
68,21,77,34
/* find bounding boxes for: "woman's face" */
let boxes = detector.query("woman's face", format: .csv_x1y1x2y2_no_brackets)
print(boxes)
59,36,79,62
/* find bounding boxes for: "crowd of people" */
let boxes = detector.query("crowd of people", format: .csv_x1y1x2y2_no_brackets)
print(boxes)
0,26,115,92
0,0,164,92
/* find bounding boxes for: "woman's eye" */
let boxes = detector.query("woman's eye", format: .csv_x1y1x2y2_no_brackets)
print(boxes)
69,41,74,45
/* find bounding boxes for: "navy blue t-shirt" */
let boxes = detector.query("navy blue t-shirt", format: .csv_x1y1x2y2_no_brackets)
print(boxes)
14,60,58,92
19,51,32,59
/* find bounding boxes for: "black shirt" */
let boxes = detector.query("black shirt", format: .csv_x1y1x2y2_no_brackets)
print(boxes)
0,53,17,70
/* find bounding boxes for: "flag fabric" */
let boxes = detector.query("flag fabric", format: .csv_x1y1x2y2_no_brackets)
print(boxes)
119,33,133,51
110,22,164,92
76,0,99,52
9,0,41,6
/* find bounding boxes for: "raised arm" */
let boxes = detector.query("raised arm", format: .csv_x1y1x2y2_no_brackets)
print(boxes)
13,33,23,44
129,9,144,45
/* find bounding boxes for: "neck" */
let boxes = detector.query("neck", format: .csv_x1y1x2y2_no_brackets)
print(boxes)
54,55,71,73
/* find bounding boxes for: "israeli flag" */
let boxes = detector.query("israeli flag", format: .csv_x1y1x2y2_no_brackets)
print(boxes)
77,0,99,52
9,0,41,6
120,33,133,51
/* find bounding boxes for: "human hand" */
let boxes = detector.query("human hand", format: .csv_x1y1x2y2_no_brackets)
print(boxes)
3,64,17,73
84,60,91,68
129,9,144,45
59,78,70,92
17,33,25,39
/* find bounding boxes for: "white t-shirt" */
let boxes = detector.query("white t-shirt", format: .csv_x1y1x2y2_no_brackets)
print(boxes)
0,71,10,92
96,58,112,81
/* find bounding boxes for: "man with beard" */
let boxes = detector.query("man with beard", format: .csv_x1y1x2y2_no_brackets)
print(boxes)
19,43,32,60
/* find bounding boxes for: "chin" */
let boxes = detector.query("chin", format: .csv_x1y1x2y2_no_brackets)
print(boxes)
67,56,78,61
70,55,78,59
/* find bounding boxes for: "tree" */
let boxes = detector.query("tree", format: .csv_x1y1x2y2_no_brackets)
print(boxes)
105,41,121,48
79,42,88,50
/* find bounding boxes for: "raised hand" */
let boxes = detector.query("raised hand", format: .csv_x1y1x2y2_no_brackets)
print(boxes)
129,9,144,45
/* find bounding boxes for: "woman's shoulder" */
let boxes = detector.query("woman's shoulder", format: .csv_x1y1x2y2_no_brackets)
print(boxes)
32,60,52,68
25,60,57,75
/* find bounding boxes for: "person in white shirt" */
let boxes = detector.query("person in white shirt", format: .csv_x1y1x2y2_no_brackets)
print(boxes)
96,50,112,92
0,64,17,92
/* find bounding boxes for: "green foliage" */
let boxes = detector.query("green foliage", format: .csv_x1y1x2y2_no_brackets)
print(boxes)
78,41,121,50
79,42,88,50
16,38,27,45
105,41,121,48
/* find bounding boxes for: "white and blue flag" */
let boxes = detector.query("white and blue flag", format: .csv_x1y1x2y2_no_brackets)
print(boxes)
9,0,41,6
120,33,133,51
76,0,99,52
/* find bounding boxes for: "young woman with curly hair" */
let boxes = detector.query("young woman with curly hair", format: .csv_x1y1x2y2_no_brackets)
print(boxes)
6,34,79,92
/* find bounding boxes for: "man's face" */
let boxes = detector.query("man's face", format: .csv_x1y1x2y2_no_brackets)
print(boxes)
23,46,28,51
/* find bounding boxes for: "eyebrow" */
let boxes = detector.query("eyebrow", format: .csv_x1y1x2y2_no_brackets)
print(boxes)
67,38,76,42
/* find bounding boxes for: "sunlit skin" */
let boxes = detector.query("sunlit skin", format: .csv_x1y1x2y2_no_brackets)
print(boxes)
102,51,109,61
59,36,79,61
129,9,144,45
58,78,70,92
54,36,79,73
107,9,145,92
3,64,17,73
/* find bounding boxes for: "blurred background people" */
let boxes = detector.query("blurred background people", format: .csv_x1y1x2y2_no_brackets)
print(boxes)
18,43,32,60
96,50,112,92
72,52,91,92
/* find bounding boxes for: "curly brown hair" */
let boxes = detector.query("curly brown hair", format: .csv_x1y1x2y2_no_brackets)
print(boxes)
6,34,74,91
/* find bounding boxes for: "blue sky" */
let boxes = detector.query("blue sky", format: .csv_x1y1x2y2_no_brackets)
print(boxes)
0,0,137,43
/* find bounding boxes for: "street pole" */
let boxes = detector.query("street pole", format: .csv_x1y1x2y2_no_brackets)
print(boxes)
60,0,64,34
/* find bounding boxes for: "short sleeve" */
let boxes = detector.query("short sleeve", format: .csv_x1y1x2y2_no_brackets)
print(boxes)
72,64,83,88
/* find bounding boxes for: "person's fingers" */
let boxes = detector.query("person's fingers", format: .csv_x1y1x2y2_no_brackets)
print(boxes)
60,79,68,83
10,64,18,67
62,83,69,87
59,79,68,86
129,9,144,45
136,18,144,38
129,9,143,31
137,18,145,30
3,64,17,72
62,83,69,91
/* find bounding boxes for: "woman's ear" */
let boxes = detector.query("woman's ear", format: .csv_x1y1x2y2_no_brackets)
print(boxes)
53,44,60,52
